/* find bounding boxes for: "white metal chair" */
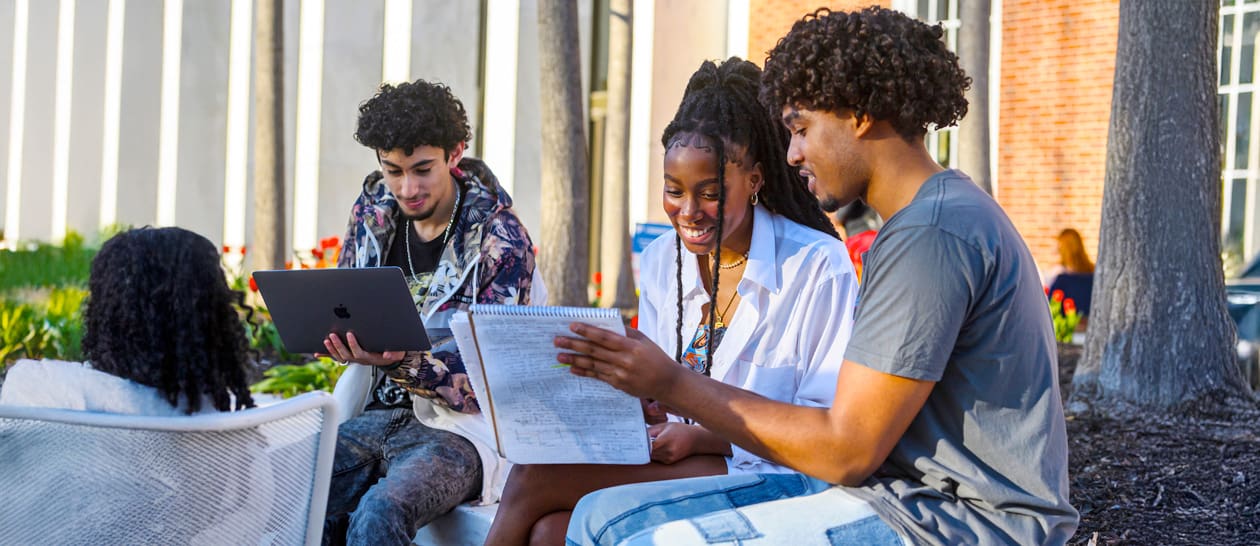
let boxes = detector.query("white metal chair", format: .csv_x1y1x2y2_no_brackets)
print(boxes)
0,390,338,546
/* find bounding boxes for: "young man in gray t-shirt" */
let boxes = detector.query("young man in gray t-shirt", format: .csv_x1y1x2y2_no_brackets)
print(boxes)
557,6,1078,546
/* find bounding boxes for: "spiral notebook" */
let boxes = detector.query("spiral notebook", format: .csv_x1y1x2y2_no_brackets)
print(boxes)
449,305,650,465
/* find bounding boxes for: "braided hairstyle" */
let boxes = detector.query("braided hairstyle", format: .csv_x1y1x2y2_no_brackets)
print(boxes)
82,227,255,414
662,57,837,374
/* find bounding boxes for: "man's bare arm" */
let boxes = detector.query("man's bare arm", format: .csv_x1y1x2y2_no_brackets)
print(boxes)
558,324,934,485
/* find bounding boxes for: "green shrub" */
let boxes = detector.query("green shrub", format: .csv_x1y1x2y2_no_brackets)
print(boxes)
250,357,345,398
0,231,97,292
0,287,88,367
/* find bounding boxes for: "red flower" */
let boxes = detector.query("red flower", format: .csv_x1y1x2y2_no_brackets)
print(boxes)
1044,285,1050,296
1051,289,1065,303
284,260,294,270
239,246,247,255
593,271,603,284
248,275,259,292
321,236,340,249
630,315,639,329
1064,298,1077,316
222,245,231,254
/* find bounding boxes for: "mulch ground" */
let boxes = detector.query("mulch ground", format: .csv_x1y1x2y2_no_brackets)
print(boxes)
1058,345,1260,545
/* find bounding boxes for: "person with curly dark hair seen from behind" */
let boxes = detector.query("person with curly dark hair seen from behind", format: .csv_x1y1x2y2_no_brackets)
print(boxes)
561,7,1078,545
485,57,857,546
1,226,255,414
320,79,544,545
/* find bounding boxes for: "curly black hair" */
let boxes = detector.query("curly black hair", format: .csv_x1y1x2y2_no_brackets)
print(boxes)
81,227,255,414
662,57,838,373
760,6,970,140
354,79,472,157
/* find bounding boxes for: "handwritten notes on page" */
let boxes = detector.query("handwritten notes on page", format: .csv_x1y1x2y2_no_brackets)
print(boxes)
453,306,650,465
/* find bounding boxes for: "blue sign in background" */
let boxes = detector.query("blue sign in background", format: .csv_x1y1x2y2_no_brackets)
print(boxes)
632,222,672,255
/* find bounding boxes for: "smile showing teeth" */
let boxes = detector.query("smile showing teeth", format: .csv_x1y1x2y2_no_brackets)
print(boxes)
680,226,714,239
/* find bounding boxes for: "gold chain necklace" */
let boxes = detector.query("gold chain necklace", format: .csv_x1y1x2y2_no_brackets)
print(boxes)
715,285,740,327
404,182,461,287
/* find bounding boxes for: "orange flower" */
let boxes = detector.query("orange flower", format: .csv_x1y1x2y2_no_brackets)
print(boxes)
1051,289,1065,303
1064,298,1077,316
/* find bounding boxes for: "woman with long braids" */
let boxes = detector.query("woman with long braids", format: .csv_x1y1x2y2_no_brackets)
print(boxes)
485,57,859,546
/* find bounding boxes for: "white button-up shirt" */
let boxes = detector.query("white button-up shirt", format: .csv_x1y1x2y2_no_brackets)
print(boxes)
638,204,859,474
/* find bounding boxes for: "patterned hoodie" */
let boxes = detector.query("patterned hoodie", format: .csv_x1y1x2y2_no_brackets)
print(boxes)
337,157,537,414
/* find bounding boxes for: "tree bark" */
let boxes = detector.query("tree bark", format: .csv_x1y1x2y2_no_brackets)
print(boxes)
252,0,285,272
599,0,636,311
537,0,591,306
1071,0,1254,414
956,0,992,195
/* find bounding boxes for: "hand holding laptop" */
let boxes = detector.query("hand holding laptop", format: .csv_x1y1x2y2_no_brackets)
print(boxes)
321,331,406,367
252,267,433,363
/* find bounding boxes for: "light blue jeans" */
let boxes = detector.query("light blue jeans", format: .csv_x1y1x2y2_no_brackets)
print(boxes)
566,473,907,546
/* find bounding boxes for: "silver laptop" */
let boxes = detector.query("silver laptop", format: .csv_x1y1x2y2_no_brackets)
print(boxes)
252,267,431,354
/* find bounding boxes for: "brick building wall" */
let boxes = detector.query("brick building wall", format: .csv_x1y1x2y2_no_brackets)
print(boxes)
999,0,1118,271
746,1,889,66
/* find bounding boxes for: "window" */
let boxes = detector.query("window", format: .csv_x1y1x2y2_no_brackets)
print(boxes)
896,0,961,168
1219,0,1260,260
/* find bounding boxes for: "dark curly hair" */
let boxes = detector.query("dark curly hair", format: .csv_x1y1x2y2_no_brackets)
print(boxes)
354,79,472,157
662,57,838,374
760,6,970,140
81,227,255,414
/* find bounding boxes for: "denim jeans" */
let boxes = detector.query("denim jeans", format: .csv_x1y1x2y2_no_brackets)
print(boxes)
567,473,906,546
322,408,481,546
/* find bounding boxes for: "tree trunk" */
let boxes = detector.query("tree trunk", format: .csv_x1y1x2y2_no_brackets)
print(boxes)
957,0,992,195
251,0,285,272
599,0,636,311
1070,0,1254,414
537,0,591,306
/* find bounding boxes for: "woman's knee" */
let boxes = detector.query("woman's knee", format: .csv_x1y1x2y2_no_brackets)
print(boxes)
528,511,571,546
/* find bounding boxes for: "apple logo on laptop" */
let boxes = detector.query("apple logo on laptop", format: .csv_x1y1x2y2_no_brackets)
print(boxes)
333,304,351,319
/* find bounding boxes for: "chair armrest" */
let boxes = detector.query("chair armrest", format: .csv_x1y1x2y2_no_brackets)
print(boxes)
331,364,372,426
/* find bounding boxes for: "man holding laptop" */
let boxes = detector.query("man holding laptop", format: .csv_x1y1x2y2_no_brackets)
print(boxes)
320,79,545,545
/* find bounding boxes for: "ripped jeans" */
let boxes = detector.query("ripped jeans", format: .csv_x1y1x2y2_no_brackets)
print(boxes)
322,408,481,546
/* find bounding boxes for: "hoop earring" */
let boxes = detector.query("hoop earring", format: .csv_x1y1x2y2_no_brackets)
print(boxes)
750,192,760,206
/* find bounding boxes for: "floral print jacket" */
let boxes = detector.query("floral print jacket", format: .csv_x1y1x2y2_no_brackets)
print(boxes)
338,157,538,414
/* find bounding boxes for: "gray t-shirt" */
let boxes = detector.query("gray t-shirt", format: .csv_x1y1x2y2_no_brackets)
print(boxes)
842,170,1079,545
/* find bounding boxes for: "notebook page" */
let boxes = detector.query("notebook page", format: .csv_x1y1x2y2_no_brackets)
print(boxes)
468,305,650,465
448,313,498,452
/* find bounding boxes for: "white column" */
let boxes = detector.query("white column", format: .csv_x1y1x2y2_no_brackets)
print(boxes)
989,0,1002,199
626,0,654,229
156,0,183,226
292,0,325,254
481,0,520,193
222,0,252,252
381,0,411,84
4,0,29,245
99,0,125,229
51,0,76,242
725,0,748,60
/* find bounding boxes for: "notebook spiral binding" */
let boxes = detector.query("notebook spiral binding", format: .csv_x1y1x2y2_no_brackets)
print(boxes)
469,304,620,319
